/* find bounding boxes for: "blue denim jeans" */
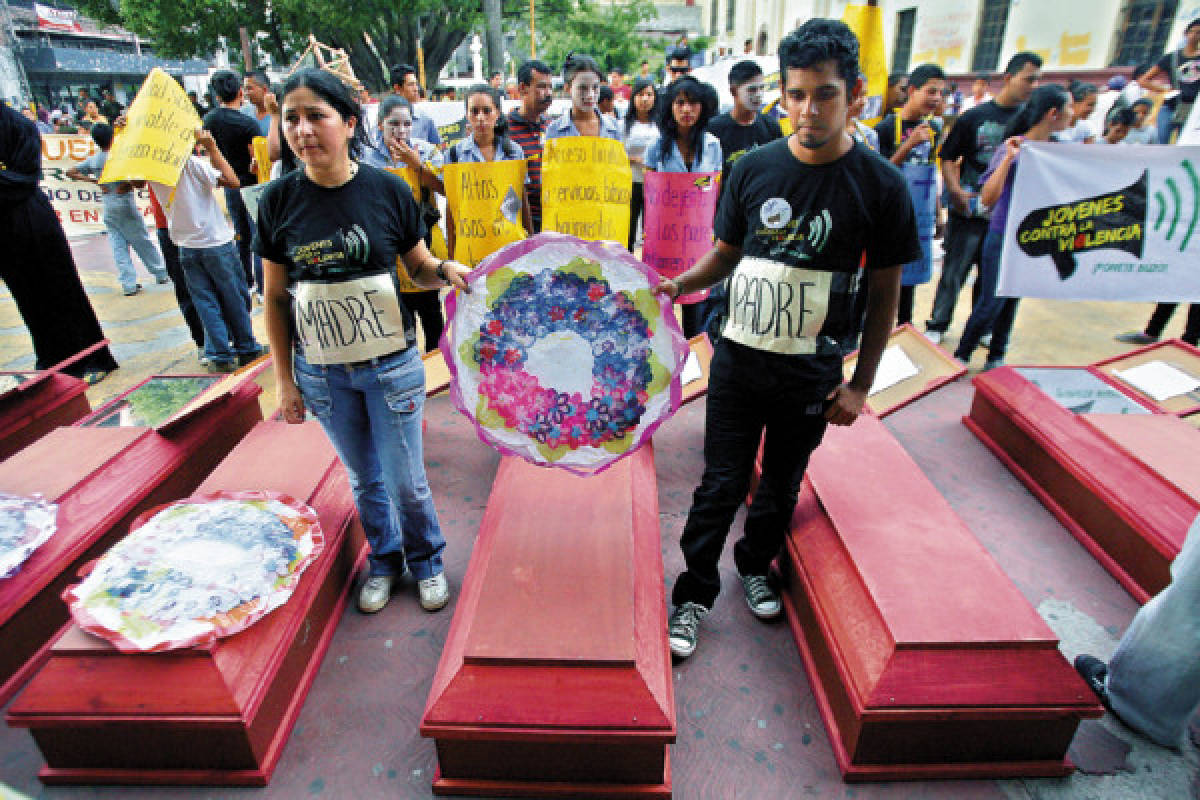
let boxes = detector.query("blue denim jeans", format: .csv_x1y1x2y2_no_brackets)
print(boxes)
292,347,445,580
103,199,166,292
178,241,259,365
224,187,262,294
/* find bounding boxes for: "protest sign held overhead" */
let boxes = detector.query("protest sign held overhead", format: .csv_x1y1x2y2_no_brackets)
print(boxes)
444,160,528,266
842,4,887,121
100,67,201,187
541,137,632,245
40,134,155,236
999,142,1200,302
641,171,720,304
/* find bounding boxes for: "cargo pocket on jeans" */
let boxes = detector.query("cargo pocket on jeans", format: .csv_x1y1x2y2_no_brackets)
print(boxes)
293,361,333,419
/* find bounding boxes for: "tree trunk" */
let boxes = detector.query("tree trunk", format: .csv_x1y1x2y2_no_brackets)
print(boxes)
483,0,505,76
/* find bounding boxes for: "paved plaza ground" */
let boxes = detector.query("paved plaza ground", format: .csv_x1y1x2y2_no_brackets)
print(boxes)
0,232,1196,799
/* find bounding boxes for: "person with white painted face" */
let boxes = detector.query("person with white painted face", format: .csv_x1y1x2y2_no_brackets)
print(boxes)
545,53,623,142
706,60,783,191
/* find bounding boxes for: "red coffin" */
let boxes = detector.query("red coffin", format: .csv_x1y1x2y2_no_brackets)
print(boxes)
7,420,368,786
780,415,1102,781
421,445,675,798
0,370,91,463
964,366,1197,603
0,377,262,707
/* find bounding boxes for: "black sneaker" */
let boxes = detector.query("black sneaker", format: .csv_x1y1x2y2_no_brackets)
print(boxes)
739,572,782,620
1074,654,1113,713
1114,331,1158,345
206,360,237,374
668,602,708,659
237,345,269,366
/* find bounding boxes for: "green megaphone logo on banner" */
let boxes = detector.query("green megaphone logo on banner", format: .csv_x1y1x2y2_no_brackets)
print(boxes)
1014,159,1200,280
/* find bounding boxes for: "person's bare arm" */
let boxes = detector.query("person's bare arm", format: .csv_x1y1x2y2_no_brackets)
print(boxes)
264,258,304,423
981,137,1020,208
941,157,975,214
827,264,901,425
400,240,472,291
1138,65,1173,94
264,93,282,162
653,239,743,299
65,166,93,182
196,127,239,189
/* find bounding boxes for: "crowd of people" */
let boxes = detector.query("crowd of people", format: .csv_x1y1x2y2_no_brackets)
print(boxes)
3,15,1198,751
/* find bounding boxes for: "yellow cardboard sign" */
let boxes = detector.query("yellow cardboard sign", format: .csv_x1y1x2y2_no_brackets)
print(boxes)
100,67,201,186
252,136,271,184
384,165,422,201
444,159,528,266
842,5,887,123
386,166,433,291
541,137,632,245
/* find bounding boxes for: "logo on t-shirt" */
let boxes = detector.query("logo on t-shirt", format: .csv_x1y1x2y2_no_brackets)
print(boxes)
761,197,792,229
290,224,371,277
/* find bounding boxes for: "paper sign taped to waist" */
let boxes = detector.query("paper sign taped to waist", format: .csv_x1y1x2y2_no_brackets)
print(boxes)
723,257,831,355
293,274,408,364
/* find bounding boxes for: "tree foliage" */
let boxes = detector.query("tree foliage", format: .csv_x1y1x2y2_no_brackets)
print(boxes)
511,0,659,75
72,0,646,91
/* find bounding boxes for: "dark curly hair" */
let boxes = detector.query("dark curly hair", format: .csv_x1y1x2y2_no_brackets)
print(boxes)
778,19,860,91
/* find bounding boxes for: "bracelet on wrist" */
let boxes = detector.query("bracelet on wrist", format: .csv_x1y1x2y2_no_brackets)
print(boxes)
435,260,448,283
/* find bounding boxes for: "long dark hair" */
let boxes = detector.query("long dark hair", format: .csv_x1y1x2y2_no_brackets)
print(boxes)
625,77,657,135
655,76,717,163
464,84,509,139
281,68,369,160
1003,85,1070,139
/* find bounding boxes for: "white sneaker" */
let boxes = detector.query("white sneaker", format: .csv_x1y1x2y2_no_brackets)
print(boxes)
739,573,783,620
924,329,944,345
668,602,708,659
358,574,395,614
418,572,449,611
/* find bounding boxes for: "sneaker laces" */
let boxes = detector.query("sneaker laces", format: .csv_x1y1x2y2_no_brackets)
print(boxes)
670,602,706,640
365,575,391,592
742,574,775,607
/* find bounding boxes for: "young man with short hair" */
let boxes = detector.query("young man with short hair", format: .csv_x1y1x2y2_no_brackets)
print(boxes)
507,59,554,233
665,46,693,85
926,51,1041,347
657,19,920,659
391,64,443,147
243,70,273,136
876,63,945,326
67,123,169,296
203,70,262,297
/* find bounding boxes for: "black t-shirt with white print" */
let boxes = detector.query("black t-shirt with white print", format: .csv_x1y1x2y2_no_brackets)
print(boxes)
254,164,425,353
714,137,921,388
938,100,1018,204
1157,49,1200,104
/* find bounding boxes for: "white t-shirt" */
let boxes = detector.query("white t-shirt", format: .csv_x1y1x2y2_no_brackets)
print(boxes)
623,120,658,182
1058,119,1098,143
149,156,235,249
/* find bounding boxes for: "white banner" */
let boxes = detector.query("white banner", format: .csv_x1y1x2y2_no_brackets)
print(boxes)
40,134,156,237
998,141,1200,302
35,3,82,32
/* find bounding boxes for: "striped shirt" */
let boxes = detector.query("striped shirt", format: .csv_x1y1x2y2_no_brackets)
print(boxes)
507,110,548,230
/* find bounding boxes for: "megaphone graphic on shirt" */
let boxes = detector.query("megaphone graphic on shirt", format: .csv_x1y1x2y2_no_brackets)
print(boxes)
1014,171,1148,280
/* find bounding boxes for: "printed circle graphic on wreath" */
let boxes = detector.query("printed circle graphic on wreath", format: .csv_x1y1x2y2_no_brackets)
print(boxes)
442,232,690,474
63,491,325,652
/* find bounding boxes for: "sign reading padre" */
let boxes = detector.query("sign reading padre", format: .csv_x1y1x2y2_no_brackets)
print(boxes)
541,137,632,245
100,67,201,187
641,171,720,304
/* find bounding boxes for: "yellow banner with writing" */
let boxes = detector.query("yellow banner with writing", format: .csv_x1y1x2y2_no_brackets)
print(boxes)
541,137,632,245
100,67,201,186
385,166,449,291
444,159,528,266
842,5,887,124
252,136,271,184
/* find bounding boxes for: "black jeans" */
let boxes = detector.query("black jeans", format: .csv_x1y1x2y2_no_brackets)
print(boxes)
927,213,988,333
671,340,829,610
627,181,645,252
404,290,445,353
157,227,204,348
1146,303,1200,346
